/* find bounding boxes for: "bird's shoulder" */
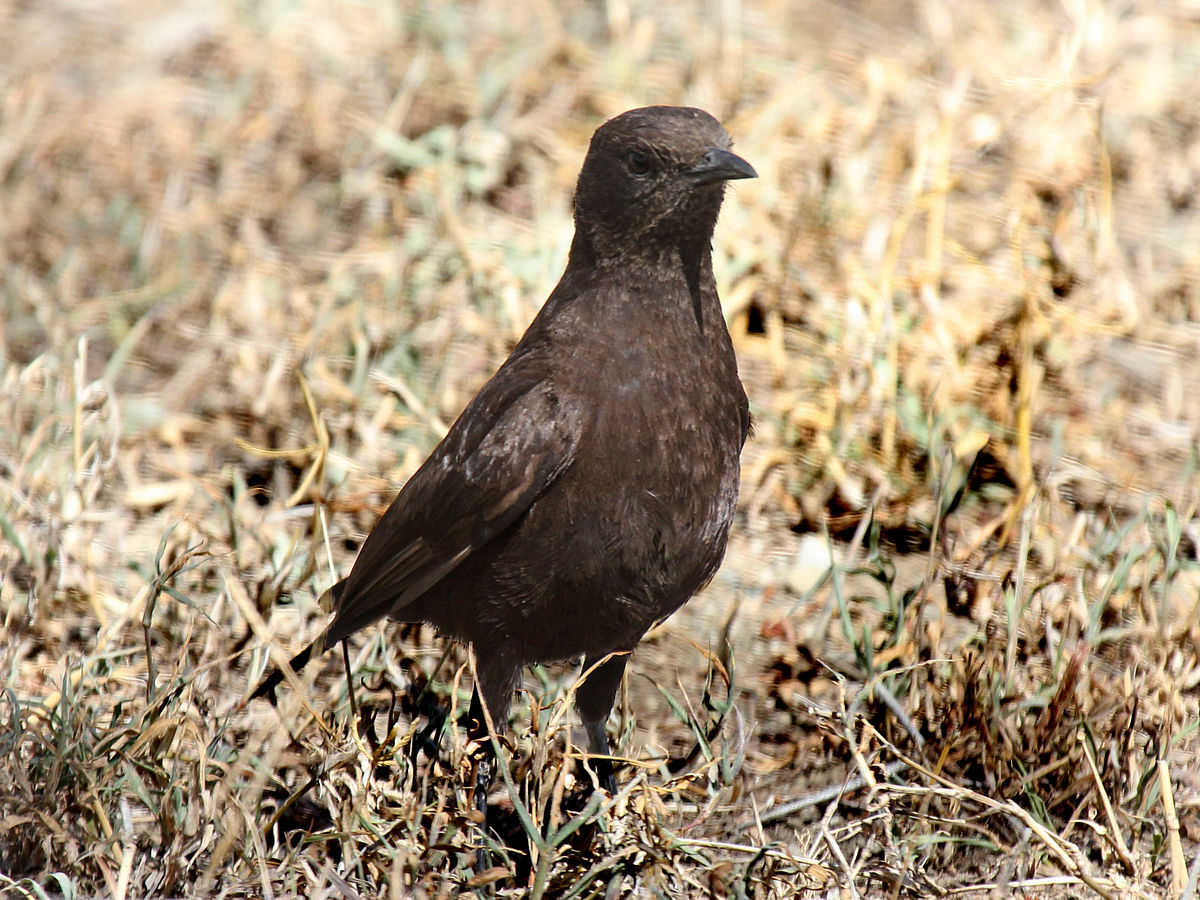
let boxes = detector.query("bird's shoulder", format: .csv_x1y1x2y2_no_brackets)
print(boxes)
430,348,583,485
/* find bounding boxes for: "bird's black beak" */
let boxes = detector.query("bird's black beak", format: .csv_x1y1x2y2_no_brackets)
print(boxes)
686,147,758,186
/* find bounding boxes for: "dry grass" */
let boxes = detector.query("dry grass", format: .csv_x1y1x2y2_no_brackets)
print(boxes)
2,0,1199,896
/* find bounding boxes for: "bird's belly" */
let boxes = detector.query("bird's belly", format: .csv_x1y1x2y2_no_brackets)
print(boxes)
485,436,738,662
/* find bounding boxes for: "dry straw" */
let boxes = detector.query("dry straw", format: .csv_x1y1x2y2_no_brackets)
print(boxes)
2,0,1198,896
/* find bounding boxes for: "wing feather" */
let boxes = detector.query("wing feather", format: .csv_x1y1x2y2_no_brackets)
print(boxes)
323,365,580,647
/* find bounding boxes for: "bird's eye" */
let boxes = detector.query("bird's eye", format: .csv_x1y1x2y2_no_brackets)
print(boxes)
627,148,652,176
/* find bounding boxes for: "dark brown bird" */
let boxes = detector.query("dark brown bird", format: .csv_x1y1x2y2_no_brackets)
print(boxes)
253,106,754,795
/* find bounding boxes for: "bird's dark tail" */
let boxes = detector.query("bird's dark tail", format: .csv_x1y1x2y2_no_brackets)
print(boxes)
249,581,345,704
249,638,322,704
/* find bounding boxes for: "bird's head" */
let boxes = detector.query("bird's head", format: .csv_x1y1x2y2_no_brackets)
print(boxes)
572,106,756,263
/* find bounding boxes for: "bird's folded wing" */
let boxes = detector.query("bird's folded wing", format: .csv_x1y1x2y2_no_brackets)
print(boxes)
323,368,581,646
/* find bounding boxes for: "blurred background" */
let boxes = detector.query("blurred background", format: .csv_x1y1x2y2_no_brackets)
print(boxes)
2,0,1199,896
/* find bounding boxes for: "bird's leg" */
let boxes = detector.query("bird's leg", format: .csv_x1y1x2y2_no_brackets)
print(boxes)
465,687,494,816
576,652,631,794
582,717,616,795
464,660,519,869
463,686,496,871
408,704,448,766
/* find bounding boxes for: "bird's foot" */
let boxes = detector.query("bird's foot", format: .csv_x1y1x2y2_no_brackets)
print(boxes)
471,749,494,871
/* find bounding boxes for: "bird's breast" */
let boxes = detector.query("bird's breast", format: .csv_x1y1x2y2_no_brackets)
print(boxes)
557,333,743,597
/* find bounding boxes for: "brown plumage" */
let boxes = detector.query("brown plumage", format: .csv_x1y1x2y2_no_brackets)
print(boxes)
252,106,754,792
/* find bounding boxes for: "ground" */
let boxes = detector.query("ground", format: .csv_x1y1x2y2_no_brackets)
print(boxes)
2,1,1199,897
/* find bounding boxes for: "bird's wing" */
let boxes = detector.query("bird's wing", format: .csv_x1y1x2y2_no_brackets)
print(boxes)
322,362,581,646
